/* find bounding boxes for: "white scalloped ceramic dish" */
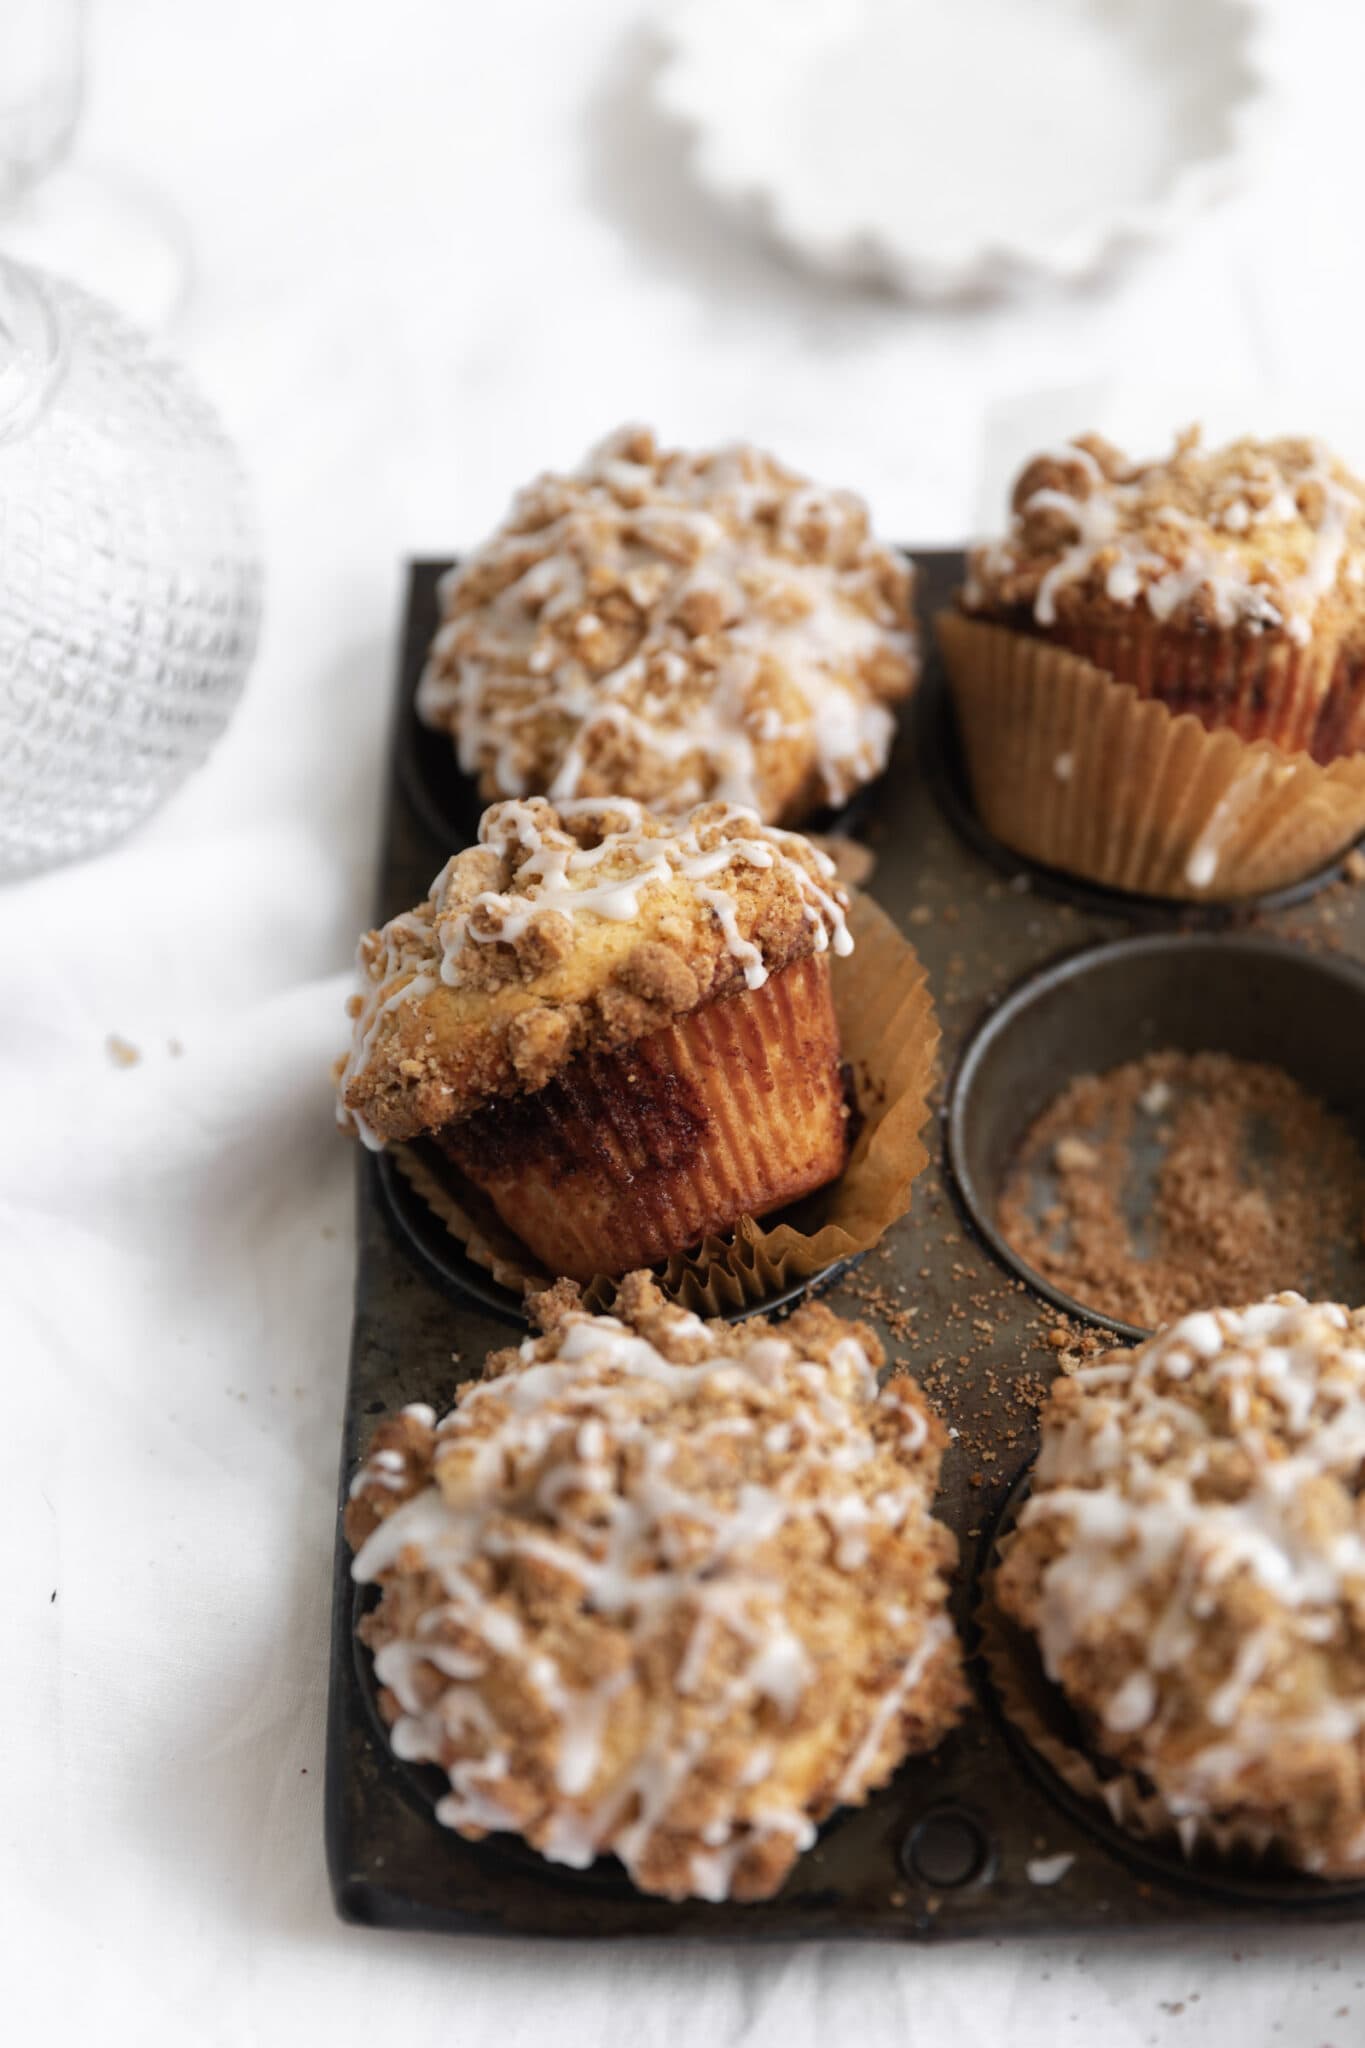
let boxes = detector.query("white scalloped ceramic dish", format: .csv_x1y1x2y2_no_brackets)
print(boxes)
653,0,1269,298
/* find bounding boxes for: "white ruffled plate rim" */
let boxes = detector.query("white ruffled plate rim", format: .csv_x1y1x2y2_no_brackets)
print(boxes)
652,0,1273,299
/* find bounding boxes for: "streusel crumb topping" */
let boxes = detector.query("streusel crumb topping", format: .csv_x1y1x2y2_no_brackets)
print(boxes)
347,1271,964,1902
998,1293,1365,1875
417,425,917,825
964,429,1365,646
336,794,852,1145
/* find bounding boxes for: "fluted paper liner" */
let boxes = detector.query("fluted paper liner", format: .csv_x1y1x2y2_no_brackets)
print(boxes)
390,887,938,1316
980,1521,1285,1870
437,952,852,1284
1028,608,1343,759
938,612,1365,901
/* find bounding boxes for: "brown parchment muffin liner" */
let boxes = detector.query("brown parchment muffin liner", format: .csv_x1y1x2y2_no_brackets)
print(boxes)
978,1522,1281,1867
388,887,938,1316
937,612,1365,901
1030,611,1340,759
438,952,851,1285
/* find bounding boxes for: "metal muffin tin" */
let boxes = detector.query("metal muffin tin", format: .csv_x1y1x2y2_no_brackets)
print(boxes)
326,550,1365,1938
948,931,1365,1344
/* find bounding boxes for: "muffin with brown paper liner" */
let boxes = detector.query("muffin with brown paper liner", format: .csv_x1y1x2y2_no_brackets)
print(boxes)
336,795,937,1307
943,428,1365,899
986,1297,1365,1879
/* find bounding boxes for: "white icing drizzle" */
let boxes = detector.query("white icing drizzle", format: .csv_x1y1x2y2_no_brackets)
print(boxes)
832,1614,953,1802
1028,485,1121,627
972,434,1365,641
1018,1296,1365,1837
416,428,916,815
350,1300,952,1899
336,798,853,1140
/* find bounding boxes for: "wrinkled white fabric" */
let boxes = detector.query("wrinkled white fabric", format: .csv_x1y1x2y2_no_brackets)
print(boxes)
7,1,1365,2042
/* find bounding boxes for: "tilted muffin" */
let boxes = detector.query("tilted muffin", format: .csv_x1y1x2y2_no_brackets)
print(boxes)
417,425,917,826
346,1271,966,1901
938,429,1365,898
336,794,857,1281
997,1295,1365,1876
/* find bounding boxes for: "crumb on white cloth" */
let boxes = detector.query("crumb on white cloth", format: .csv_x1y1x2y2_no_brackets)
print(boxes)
105,1034,141,1069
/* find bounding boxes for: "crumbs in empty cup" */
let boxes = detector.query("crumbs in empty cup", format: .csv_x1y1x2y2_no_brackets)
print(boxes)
996,1050,1365,1330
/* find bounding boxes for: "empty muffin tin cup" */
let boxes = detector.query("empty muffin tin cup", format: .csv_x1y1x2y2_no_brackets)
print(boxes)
947,932,1365,1341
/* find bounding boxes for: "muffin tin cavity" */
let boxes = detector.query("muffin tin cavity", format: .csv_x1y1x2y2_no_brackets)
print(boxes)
373,1150,524,1325
947,932,1365,1340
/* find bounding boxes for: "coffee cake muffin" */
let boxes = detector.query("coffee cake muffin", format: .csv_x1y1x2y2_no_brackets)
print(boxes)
962,429,1365,758
939,430,1365,897
346,1271,966,1901
336,794,857,1282
417,426,917,826
996,1295,1365,1876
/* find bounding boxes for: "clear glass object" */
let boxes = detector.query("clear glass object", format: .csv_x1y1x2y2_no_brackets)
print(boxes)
0,1,189,333
0,257,261,878
0,1,84,210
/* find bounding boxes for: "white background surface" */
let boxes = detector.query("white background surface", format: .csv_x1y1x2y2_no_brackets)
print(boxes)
7,1,1365,2042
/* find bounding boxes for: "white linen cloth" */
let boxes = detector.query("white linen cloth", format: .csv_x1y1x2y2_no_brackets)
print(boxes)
7,2,1365,2041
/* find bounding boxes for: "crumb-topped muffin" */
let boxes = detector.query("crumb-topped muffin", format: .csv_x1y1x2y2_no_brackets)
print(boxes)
997,1295,1365,1876
417,425,917,825
347,1271,965,1901
336,795,857,1280
962,428,1365,759
937,428,1365,899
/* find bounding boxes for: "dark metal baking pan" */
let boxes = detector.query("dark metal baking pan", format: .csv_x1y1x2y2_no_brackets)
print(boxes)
327,549,1365,1938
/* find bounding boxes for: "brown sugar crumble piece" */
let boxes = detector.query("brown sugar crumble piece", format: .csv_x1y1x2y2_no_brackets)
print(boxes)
105,1034,141,1069
997,1049,1365,1330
